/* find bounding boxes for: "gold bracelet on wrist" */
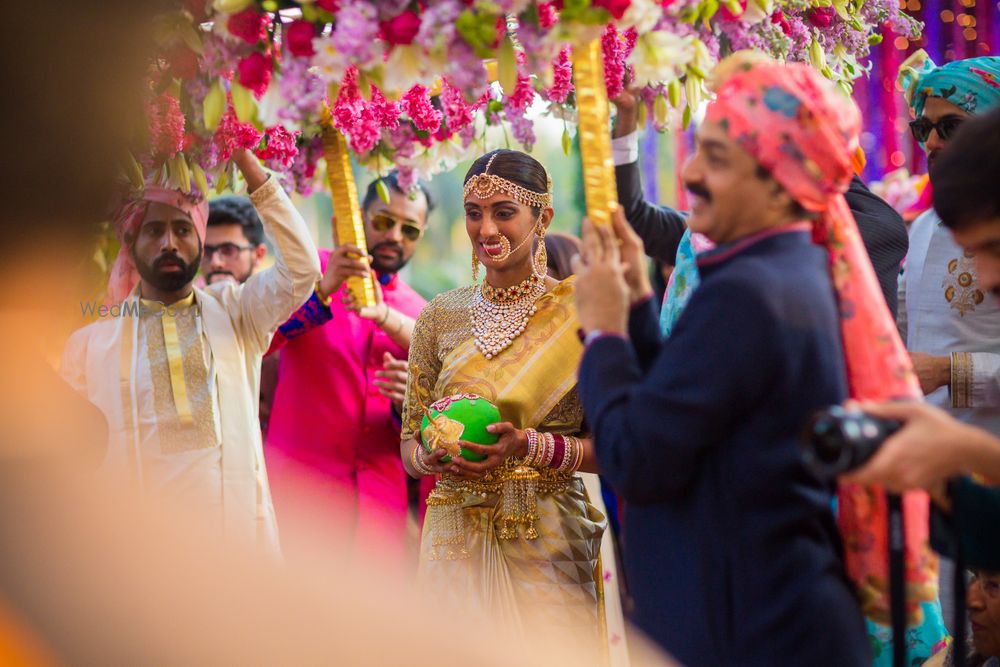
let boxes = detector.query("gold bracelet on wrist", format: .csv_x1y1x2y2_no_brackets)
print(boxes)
378,306,390,326
315,281,333,307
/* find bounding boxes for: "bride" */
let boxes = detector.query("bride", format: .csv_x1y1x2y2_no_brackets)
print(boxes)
400,149,608,651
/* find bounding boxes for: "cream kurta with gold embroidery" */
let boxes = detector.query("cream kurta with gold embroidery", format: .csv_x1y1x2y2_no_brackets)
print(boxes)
60,177,320,551
901,208,1000,420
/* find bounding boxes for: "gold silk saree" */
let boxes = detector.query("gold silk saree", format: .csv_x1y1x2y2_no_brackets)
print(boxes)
402,277,608,655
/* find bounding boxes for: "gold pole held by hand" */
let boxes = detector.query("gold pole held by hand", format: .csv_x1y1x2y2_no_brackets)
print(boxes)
320,111,376,308
572,39,619,227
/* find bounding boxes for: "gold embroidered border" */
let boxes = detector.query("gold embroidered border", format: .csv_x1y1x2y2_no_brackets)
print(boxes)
951,352,972,408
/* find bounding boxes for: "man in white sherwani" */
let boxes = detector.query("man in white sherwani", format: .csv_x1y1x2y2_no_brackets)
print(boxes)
60,148,320,551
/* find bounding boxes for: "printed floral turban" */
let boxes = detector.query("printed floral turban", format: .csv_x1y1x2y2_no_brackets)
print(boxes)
106,187,209,304
899,50,1000,118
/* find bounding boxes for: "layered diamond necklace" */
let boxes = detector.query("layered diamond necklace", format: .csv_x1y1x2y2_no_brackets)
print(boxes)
471,273,546,360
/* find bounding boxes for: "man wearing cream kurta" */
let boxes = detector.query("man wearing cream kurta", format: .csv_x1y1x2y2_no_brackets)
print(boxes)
60,149,320,551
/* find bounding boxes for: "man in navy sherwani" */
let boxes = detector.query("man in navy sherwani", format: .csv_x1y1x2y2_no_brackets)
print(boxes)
573,56,872,666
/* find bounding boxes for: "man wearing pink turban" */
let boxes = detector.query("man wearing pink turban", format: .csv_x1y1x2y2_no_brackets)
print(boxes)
574,55,935,664
60,149,320,551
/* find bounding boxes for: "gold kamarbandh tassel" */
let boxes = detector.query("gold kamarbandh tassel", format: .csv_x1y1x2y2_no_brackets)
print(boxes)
320,110,376,307
426,489,469,560
499,466,541,540
572,39,619,227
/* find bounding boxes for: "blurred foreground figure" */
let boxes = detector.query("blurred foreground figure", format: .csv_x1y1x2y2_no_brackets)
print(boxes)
0,5,680,666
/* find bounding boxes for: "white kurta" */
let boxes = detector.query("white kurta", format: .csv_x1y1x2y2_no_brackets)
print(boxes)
60,177,320,551
901,208,1000,424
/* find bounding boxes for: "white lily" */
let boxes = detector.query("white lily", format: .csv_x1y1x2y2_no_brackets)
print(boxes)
311,38,349,85
382,45,439,97
620,0,664,33
628,32,696,88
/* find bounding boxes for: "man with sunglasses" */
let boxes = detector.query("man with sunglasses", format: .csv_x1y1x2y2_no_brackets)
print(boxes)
896,51,1000,630
202,196,268,285
264,171,433,561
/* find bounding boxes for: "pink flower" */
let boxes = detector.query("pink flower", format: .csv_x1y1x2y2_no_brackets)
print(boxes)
370,87,401,129
537,2,558,29
602,25,628,99
256,125,300,168
548,46,574,103
593,0,632,19
332,69,396,155
806,7,835,28
771,10,793,35
214,107,263,162
238,51,273,98
380,10,422,46
401,85,443,132
285,20,315,57
227,8,269,45
147,92,186,161
441,79,476,134
506,71,535,111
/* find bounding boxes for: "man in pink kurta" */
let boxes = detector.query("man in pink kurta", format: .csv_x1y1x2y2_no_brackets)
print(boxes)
265,173,432,557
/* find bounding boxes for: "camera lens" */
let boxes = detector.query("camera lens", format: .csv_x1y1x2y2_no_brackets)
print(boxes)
802,406,900,479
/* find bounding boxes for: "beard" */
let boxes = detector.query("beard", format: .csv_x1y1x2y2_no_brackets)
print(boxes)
368,241,409,274
204,267,252,285
134,249,202,294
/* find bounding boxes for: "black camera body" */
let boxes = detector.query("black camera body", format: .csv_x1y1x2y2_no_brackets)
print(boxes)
802,406,900,478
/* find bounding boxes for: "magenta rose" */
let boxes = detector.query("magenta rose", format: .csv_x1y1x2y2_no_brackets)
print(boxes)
807,6,835,28
380,10,421,46
227,8,268,45
286,20,315,57
238,51,273,98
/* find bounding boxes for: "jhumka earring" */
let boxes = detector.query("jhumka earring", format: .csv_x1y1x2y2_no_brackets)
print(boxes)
533,223,547,279
472,247,480,282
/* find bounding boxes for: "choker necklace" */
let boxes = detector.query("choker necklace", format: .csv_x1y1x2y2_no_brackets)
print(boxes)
480,273,543,303
471,275,546,359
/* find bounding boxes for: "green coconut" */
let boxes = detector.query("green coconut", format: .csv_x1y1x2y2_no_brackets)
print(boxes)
420,394,501,463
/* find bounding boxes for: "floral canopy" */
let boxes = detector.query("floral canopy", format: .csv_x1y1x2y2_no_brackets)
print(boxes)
137,0,919,198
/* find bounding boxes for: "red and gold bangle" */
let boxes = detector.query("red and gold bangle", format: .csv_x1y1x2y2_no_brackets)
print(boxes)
524,428,540,466
551,434,568,471
540,432,556,468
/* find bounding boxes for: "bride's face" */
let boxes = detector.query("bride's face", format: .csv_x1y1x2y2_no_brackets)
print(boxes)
464,192,541,271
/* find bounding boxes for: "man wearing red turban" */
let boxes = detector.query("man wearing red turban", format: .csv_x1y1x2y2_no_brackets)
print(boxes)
60,149,320,551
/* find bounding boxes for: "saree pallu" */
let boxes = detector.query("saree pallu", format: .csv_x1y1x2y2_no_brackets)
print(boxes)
409,279,608,657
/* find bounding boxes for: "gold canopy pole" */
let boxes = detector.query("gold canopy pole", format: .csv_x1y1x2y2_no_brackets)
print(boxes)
320,111,376,308
571,39,618,227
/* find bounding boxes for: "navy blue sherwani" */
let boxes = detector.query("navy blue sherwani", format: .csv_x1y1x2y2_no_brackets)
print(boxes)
579,228,870,666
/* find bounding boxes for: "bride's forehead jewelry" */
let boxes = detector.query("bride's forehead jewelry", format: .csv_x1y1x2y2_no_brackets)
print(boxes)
463,154,553,209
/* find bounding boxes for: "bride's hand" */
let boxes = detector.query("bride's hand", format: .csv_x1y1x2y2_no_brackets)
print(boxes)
445,422,528,480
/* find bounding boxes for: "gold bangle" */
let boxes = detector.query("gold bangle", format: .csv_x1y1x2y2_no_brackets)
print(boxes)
378,305,390,326
315,280,333,307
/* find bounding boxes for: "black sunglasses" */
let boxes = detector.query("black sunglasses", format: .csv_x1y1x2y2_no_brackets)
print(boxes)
909,115,965,143
370,213,423,242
